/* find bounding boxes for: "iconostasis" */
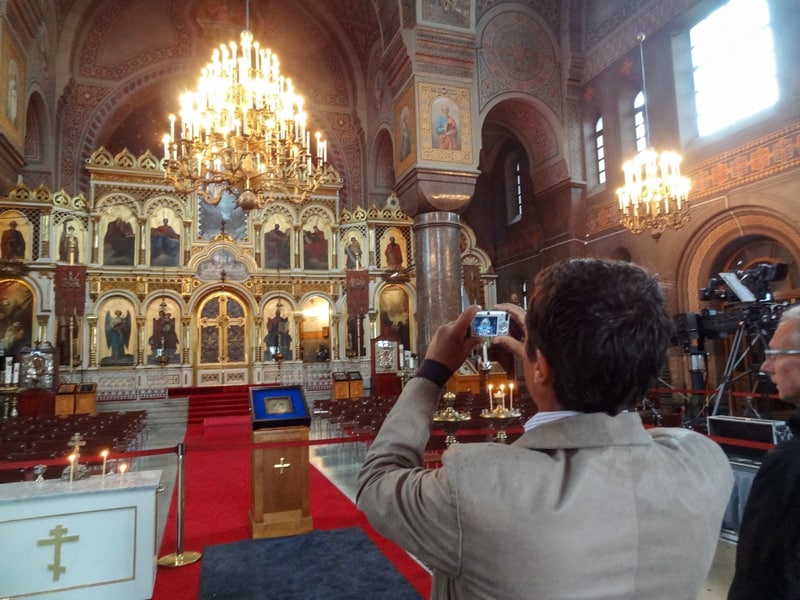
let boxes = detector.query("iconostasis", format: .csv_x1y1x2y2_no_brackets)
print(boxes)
0,149,494,390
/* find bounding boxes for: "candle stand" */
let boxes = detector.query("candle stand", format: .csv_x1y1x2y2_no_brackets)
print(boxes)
432,392,471,447
480,405,521,444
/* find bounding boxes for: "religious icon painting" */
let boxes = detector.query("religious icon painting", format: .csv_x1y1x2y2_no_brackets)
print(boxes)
395,82,416,177
378,285,410,350
342,230,365,270
147,296,180,365
0,211,30,262
264,215,292,270
57,218,84,265
418,81,473,164
1,25,26,145
302,218,329,270
98,298,135,367
381,229,405,271
264,297,294,361
0,279,34,359
197,189,247,241
102,206,136,266
150,209,181,267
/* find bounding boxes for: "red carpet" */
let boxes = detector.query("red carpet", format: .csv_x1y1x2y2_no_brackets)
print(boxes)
152,421,431,599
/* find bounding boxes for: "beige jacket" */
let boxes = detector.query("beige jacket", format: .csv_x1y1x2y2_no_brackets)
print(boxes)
357,376,734,600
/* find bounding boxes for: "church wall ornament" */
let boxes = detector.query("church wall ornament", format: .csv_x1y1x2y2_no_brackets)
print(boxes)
420,0,473,29
418,82,474,165
395,83,417,178
477,11,561,117
1,24,26,148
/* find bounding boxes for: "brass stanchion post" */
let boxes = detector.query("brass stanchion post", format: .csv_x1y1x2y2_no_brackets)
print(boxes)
158,442,202,567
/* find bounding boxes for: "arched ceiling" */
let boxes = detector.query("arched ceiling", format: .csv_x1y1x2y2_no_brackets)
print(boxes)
57,0,384,198
70,0,381,148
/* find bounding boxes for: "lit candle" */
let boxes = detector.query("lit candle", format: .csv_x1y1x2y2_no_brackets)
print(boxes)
509,383,514,410
494,389,505,411
68,454,76,483
488,384,493,411
101,449,109,477
119,462,127,485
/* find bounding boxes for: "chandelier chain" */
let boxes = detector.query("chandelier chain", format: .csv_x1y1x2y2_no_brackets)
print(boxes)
615,4,691,239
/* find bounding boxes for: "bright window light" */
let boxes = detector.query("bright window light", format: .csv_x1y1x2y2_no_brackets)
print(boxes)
690,0,778,137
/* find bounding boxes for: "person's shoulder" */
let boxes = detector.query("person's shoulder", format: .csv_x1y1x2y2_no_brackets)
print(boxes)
763,438,800,468
651,427,730,461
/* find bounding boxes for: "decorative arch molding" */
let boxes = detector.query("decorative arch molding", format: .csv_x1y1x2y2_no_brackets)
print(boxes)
62,62,193,194
679,208,800,314
189,283,258,319
480,97,568,192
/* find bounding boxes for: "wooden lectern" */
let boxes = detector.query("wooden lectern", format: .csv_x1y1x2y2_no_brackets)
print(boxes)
249,386,313,539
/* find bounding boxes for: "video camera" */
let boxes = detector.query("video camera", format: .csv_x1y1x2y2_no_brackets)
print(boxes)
699,263,787,304
674,263,788,344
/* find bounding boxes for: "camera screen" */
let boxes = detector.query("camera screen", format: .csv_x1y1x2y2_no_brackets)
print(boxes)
473,314,500,336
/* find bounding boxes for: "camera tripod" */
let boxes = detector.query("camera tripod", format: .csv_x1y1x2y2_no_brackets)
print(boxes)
709,321,771,418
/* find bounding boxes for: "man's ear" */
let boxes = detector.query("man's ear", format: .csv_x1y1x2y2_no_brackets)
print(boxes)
534,348,553,384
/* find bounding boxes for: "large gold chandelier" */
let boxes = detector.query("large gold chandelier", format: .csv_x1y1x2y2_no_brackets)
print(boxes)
162,5,337,210
615,32,691,239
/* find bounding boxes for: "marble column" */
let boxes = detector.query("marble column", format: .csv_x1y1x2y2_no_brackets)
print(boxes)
413,211,463,360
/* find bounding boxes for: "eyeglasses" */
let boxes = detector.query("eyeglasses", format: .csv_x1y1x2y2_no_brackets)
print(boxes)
763,349,800,357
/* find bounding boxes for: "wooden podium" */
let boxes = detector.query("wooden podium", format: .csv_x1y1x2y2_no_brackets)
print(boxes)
248,386,313,539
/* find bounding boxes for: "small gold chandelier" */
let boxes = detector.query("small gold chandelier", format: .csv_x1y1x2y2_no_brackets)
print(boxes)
616,32,691,239
162,2,338,210
617,148,691,239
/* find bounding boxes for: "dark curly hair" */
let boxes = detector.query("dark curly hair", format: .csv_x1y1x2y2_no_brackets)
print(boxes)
525,258,673,415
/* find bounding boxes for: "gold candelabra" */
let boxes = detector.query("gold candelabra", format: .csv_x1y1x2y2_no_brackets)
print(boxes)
432,391,471,447
480,383,520,444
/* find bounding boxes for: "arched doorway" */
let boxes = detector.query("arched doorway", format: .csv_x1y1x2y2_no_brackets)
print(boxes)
197,291,247,365
193,289,254,386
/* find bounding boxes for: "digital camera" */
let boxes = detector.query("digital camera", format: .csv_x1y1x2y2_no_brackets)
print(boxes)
470,310,511,337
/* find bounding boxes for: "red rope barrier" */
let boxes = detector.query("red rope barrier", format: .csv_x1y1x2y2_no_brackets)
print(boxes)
0,444,178,472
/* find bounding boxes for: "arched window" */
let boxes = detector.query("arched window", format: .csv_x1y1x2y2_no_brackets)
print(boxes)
634,91,647,152
503,151,526,224
594,116,606,185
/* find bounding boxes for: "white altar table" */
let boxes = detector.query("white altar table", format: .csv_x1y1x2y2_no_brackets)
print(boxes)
0,470,161,599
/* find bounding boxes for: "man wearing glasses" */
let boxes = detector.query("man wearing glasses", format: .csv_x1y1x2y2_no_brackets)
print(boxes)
729,304,800,599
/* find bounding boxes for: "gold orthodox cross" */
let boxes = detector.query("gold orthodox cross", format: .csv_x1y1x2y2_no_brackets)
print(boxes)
273,457,291,475
67,433,86,462
37,524,80,581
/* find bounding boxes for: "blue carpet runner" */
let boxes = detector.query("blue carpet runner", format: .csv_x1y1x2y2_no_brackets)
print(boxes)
198,527,423,599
